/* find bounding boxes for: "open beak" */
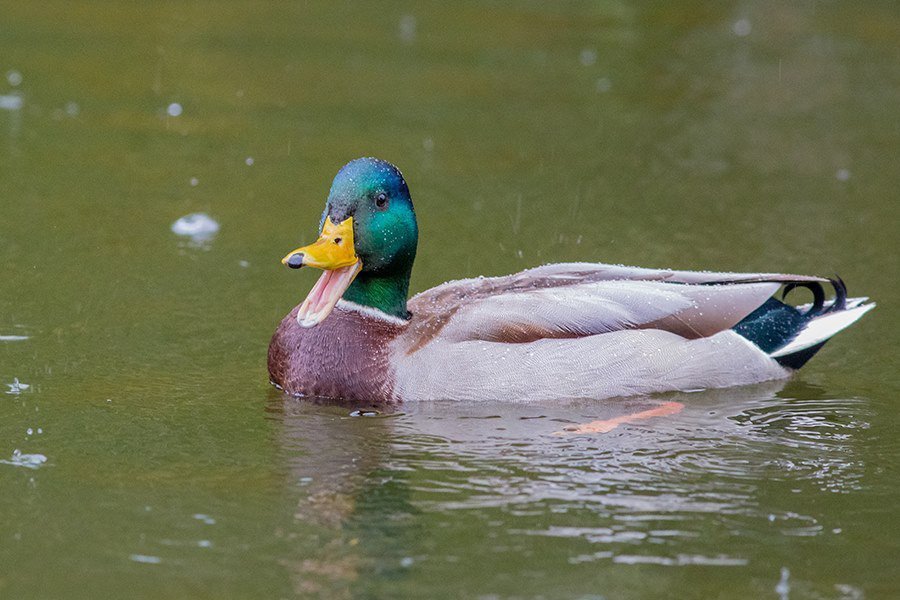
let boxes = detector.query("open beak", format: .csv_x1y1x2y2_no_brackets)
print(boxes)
281,216,362,327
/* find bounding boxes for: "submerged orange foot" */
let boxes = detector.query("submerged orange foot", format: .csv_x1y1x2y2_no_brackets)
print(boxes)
554,401,685,435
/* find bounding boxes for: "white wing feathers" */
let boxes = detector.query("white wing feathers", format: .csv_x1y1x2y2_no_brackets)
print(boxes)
438,279,781,343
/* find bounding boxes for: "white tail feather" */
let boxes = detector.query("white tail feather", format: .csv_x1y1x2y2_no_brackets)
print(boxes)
770,303,875,358
795,296,869,312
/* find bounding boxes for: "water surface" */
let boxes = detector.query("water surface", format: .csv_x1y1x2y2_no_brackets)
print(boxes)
1,1,898,598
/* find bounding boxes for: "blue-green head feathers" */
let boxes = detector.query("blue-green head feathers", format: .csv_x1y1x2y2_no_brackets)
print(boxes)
321,158,418,317
322,157,418,275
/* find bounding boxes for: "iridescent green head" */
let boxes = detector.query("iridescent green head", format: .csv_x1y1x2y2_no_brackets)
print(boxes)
323,157,418,279
282,158,418,325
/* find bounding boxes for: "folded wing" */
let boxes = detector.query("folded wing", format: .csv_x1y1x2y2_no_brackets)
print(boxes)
405,263,828,349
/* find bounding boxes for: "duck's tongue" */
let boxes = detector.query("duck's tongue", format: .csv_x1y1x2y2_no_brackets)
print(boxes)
296,261,362,327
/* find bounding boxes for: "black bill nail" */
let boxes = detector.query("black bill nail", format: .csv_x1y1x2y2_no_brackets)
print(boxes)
286,253,304,269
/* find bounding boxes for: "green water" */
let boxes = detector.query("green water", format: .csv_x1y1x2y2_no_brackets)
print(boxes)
1,1,898,598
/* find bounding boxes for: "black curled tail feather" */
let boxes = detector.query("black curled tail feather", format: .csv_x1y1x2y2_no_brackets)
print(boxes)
781,281,824,315
827,276,847,313
735,275,854,366
781,276,846,317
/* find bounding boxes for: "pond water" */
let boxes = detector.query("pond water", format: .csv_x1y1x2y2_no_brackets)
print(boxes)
1,2,898,598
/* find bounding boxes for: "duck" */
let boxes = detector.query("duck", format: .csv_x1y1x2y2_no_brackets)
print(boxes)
268,157,874,404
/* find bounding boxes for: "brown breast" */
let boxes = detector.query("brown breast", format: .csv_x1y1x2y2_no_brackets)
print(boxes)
267,304,405,404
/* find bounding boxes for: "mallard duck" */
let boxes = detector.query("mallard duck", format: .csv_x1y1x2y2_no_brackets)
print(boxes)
268,158,874,404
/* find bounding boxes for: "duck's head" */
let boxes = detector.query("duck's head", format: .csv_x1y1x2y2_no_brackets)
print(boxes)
282,157,418,327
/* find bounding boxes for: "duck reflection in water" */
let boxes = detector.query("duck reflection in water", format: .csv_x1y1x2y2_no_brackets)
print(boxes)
266,379,869,597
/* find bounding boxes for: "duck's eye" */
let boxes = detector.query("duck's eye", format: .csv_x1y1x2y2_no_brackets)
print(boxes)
375,193,388,209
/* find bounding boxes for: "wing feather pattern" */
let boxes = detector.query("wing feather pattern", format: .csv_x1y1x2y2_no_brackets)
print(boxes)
405,263,821,351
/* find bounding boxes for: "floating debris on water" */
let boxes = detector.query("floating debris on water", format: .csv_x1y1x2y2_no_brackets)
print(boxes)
0,334,29,341
51,101,81,121
245,156,254,166
398,14,417,44
6,378,30,394
836,168,851,181
166,102,183,117
595,77,612,93
579,49,597,66
775,567,790,600
422,137,434,151
239,260,250,268
171,213,219,244
0,449,47,469
129,554,162,565
733,19,752,37
6,70,22,86
193,513,216,525
189,177,199,187
350,409,380,417
0,93,23,111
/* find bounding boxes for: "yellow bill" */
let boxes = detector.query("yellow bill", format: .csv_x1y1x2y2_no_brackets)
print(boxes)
281,216,362,327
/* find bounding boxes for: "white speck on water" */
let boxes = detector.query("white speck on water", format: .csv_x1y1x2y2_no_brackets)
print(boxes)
26,428,33,436
65,101,80,117
129,554,162,565
193,513,216,525
398,14,417,44
166,102,183,117
835,168,851,181
6,378,30,394
0,334,29,341
422,137,434,151
0,449,47,470
171,213,219,241
238,260,250,268
400,556,414,568
299,476,313,485
189,177,199,187
768,514,776,522
6,70,22,86
832,527,842,534
775,567,790,600
579,49,597,66
595,77,612,93
197,540,213,548
245,156,254,166
0,93,23,111
733,19,752,37
834,583,863,599
350,410,380,417
37,428,43,434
